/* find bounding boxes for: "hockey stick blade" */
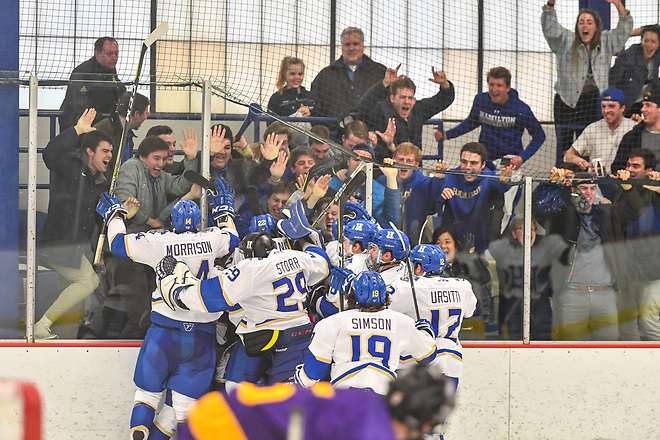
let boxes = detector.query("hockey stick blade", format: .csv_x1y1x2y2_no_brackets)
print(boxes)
302,155,343,191
285,190,306,209
312,170,366,228
144,22,170,48
183,170,216,193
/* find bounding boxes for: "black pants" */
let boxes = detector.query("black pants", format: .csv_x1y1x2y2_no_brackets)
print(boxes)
554,90,600,156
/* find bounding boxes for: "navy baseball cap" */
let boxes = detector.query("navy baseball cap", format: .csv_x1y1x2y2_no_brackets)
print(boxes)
642,85,660,106
351,142,375,159
600,87,625,103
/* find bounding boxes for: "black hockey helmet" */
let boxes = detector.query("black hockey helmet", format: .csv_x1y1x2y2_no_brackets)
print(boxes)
386,364,456,433
239,232,276,259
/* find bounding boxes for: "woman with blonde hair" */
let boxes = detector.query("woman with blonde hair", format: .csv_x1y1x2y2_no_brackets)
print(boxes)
268,56,319,145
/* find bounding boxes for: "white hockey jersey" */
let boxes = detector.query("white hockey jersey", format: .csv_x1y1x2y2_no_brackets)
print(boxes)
307,308,436,395
389,275,477,378
180,248,330,334
108,217,236,324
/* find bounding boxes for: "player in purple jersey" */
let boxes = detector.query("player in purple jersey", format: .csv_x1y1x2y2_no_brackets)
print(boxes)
177,363,455,440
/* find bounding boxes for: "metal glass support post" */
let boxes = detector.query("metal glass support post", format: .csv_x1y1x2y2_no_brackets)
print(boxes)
26,75,38,342
364,162,374,214
200,79,212,229
523,177,533,344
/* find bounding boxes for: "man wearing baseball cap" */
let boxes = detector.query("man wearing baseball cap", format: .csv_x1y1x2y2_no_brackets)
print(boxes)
612,84,660,173
564,87,637,173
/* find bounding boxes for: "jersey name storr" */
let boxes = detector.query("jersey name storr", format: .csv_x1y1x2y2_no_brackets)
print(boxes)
276,257,301,275
431,290,462,304
351,317,392,331
166,241,213,257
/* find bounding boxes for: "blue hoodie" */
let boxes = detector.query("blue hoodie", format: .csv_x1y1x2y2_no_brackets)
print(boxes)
446,88,545,162
377,170,444,244
437,167,510,253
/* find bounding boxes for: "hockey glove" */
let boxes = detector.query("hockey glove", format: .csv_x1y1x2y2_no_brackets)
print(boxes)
96,192,128,224
155,255,196,311
278,200,325,249
250,213,277,235
209,177,236,221
415,318,436,339
328,266,356,299
344,201,377,226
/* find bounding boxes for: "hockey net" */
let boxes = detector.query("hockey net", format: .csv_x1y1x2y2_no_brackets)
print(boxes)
0,379,42,440
17,1,660,180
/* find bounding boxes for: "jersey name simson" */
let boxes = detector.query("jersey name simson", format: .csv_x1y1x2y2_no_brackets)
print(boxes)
430,290,462,304
165,241,213,257
351,317,392,331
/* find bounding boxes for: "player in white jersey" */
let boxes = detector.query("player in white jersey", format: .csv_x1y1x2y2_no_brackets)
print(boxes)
389,244,477,390
156,200,333,385
342,219,379,272
95,178,239,440
373,228,410,285
295,271,437,395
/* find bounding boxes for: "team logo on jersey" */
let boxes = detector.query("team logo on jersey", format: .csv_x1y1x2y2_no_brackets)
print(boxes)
183,323,195,332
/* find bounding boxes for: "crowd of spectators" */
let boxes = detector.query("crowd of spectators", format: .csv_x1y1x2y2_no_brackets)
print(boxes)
34,4,660,343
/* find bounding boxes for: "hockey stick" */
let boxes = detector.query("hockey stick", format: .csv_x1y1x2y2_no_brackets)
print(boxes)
283,155,345,209
302,155,344,192
234,103,264,142
311,164,366,228
93,21,170,266
389,221,421,320
183,169,216,193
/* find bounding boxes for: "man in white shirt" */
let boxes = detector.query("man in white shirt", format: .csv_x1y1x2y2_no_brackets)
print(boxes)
564,87,637,172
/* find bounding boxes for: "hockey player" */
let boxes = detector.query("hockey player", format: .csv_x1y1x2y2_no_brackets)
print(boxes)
295,271,437,395
95,177,239,440
342,218,379,272
389,244,477,389
155,200,332,386
324,201,379,266
373,228,411,285
178,363,456,440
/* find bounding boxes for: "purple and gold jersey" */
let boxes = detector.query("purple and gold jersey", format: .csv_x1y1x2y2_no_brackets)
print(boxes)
178,383,396,440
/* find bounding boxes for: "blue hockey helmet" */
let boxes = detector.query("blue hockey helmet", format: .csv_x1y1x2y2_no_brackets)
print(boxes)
171,199,201,232
344,219,378,248
374,228,410,261
353,271,387,306
250,213,277,235
410,244,447,275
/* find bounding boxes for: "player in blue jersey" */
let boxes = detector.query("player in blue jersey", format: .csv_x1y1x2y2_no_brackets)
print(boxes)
96,178,239,440
389,244,477,390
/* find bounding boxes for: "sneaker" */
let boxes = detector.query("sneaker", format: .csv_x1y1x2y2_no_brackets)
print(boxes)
34,321,58,340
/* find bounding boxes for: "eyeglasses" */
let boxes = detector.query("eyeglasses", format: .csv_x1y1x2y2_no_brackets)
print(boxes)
395,157,418,165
